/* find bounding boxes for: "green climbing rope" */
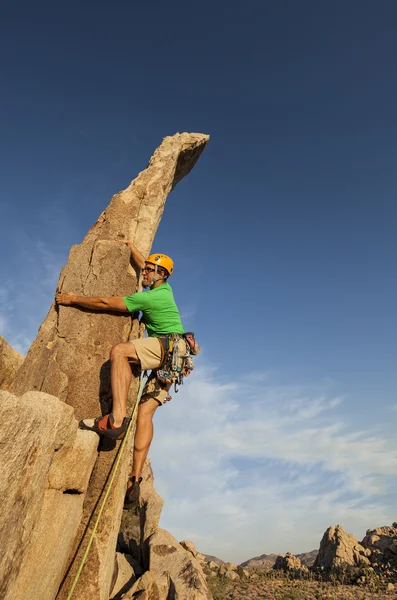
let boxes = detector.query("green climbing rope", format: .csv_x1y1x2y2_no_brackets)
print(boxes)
66,373,148,600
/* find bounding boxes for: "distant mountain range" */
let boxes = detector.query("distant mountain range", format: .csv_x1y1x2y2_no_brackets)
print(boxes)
239,549,318,569
202,549,318,569
203,554,225,566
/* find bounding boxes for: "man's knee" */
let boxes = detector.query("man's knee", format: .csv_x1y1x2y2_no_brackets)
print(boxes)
110,342,138,362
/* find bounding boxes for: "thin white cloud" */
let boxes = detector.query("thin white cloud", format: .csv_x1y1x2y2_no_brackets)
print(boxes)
150,363,397,563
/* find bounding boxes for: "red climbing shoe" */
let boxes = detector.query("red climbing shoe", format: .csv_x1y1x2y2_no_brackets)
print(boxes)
80,413,131,440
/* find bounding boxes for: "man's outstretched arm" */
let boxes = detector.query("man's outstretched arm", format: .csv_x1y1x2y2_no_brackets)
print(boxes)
125,240,146,270
56,292,129,312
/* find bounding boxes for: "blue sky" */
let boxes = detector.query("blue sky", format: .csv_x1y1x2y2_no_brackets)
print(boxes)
1,1,396,561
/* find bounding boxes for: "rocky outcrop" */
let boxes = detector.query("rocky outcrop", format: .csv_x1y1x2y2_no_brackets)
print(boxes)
361,523,397,581
0,335,24,390
4,133,208,600
147,529,212,599
314,525,371,570
274,552,308,572
362,523,397,554
123,570,169,600
0,390,98,600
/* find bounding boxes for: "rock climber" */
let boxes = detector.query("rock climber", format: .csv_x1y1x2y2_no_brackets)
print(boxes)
56,240,188,511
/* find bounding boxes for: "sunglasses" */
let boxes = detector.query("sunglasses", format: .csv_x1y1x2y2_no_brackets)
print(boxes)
142,266,155,273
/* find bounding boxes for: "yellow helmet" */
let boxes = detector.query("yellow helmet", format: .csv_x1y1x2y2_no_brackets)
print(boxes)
146,253,174,275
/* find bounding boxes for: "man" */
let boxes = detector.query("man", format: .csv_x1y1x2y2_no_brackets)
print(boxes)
56,240,187,509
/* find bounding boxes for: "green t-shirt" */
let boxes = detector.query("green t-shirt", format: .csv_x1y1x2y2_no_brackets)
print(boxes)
123,283,184,337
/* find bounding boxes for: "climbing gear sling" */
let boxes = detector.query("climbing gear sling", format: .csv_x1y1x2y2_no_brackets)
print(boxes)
156,331,200,392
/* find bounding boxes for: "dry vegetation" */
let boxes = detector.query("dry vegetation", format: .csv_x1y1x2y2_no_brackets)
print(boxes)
206,568,397,600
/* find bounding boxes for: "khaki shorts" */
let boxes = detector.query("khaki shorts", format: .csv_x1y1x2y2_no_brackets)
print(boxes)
130,337,187,406
132,337,163,371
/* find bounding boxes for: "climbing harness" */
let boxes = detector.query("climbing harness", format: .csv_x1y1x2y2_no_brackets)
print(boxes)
65,373,148,600
156,332,200,392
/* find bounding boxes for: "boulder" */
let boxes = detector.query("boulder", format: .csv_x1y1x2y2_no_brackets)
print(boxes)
123,570,169,600
208,561,219,571
362,524,397,553
181,540,199,557
147,528,212,599
0,335,24,390
0,390,97,600
224,570,239,580
196,552,206,562
208,570,217,578
361,523,397,579
273,552,307,572
223,561,238,571
109,553,141,599
203,554,224,566
314,524,371,569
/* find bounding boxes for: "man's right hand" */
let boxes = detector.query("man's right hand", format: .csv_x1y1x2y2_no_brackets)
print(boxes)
56,292,76,306
122,240,146,270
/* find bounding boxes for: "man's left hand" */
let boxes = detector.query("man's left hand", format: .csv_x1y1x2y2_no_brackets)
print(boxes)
56,292,76,306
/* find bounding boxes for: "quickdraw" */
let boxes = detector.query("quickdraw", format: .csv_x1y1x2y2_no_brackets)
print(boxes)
156,332,200,392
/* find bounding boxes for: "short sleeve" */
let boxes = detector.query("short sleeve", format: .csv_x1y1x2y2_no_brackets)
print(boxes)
123,291,152,313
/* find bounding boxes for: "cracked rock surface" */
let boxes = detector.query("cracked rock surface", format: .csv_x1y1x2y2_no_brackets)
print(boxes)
0,390,98,600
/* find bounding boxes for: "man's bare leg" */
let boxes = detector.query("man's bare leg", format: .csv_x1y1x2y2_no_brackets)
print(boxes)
110,342,140,427
128,397,159,486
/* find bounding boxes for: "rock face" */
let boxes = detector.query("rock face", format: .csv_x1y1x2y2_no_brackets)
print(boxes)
0,335,24,390
0,390,98,600
314,525,371,570
6,133,208,600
